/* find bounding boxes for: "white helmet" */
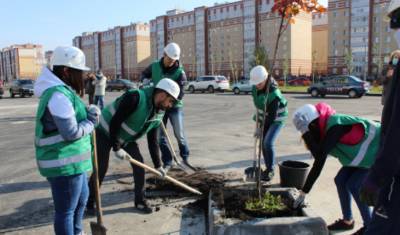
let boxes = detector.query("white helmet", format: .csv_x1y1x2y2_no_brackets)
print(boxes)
387,0,400,16
164,43,181,60
156,78,180,100
292,104,320,133
51,46,90,71
250,65,268,85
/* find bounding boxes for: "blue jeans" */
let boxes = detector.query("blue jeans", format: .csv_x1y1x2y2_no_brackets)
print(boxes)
48,172,89,235
159,107,190,166
94,95,104,109
262,122,283,172
365,176,400,235
334,167,372,227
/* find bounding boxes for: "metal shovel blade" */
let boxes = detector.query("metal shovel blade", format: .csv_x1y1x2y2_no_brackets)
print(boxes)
90,221,107,235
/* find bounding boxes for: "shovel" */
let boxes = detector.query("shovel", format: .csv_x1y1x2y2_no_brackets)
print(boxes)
160,122,197,173
90,130,107,235
121,152,202,195
244,112,261,181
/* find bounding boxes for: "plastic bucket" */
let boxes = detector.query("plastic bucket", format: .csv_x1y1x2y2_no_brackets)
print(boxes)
279,160,310,190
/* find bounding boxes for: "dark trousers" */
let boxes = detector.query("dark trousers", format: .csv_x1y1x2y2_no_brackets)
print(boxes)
364,176,400,235
88,129,146,207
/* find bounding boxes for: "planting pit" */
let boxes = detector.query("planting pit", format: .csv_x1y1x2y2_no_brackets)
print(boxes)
208,187,329,235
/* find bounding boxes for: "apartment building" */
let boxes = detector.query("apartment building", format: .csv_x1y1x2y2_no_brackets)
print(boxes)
151,0,313,80
328,0,395,78
73,22,151,80
312,12,328,75
0,44,45,81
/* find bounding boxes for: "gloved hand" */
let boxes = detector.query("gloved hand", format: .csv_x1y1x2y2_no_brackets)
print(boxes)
360,176,380,206
113,149,129,161
293,190,306,208
254,127,262,138
293,114,310,134
156,167,167,178
87,104,101,126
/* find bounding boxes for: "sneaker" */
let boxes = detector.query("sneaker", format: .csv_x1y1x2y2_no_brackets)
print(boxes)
261,170,274,182
182,159,195,170
164,164,172,173
351,227,366,235
327,219,355,231
135,200,153,214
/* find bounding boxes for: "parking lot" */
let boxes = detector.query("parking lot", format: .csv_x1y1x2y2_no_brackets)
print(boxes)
0,92,382,234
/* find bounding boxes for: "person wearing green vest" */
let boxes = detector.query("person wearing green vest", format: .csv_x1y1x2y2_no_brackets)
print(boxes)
249,65,288,182
292,103,380,235
34,46,100,235
87,78,180,214
140,42,191,171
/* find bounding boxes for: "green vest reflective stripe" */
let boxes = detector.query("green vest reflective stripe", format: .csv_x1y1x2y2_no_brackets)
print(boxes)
326,114,381,168
151,59,184,107
251,85,288,124
35,86,92,178
99,86,164,144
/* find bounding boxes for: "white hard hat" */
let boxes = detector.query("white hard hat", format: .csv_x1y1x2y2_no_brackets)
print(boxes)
164,43,181,60
156,78,180,100
292,104,320,132
51,46,90,71
250,65,268,85
387,0,400,16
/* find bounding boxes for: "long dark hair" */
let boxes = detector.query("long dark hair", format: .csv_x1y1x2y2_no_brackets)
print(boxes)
52,66,85,97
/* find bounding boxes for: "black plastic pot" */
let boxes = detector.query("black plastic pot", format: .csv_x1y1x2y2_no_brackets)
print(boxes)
279,160,310,190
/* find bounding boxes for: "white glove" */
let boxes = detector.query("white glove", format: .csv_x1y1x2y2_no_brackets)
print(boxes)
293,191,306,208
293,114,310,134
113,149,128,160
156,167,167,178
87,104,101,125
254,127,262,138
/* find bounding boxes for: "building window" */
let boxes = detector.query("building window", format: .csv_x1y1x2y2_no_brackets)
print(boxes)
234,5,237,11
333,12,337,18
343,30,346,35
387,37,391,43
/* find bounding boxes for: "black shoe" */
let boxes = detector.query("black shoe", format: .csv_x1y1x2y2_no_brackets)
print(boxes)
135,200,153,214
182,159,196,170
351,227,366,235
261,170,274,182
327,219,355,231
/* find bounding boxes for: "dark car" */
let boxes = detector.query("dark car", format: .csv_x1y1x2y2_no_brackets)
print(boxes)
10,79,35,98
106,79,136,91
307,75,370,98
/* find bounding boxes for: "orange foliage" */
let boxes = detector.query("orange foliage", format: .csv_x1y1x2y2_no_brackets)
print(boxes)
271,0,326,23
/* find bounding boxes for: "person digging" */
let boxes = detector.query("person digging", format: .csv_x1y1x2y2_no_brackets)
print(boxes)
87,78,180,214
292,103,381,235
248,65,288,182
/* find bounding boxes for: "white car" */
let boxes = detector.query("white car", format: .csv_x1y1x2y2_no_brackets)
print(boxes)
187,75,230,93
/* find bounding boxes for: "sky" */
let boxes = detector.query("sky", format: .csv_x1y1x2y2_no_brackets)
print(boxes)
0,0,328,52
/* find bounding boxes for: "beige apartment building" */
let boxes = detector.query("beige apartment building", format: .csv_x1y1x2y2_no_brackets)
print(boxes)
328,0,396,79
73,22,151,80
0,44,45,81
312,12,328,75
151,0,313,81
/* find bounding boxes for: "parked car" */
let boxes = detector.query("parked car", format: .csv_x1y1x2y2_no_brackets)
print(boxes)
0,80,4,98
231,79,252,95
307,75,370,98
106,79,136,91
10,79,34,98
187,75,230,93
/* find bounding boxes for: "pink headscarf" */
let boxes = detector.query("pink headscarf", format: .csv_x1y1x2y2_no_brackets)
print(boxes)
315,102,336,139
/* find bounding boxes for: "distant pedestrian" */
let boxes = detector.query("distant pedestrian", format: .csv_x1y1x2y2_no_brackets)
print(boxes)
86,72,95,104
93,70,106,109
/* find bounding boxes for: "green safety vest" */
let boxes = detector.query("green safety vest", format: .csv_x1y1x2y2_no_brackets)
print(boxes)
35,86,92,178
99,86,164,144
151,59,184,107
251,85,288,124
326,114,381,168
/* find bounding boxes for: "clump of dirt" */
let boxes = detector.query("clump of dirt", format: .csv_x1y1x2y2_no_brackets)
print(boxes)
146,168,226,195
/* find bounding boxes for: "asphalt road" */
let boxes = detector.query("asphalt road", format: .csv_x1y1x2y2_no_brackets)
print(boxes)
0,91,383,234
